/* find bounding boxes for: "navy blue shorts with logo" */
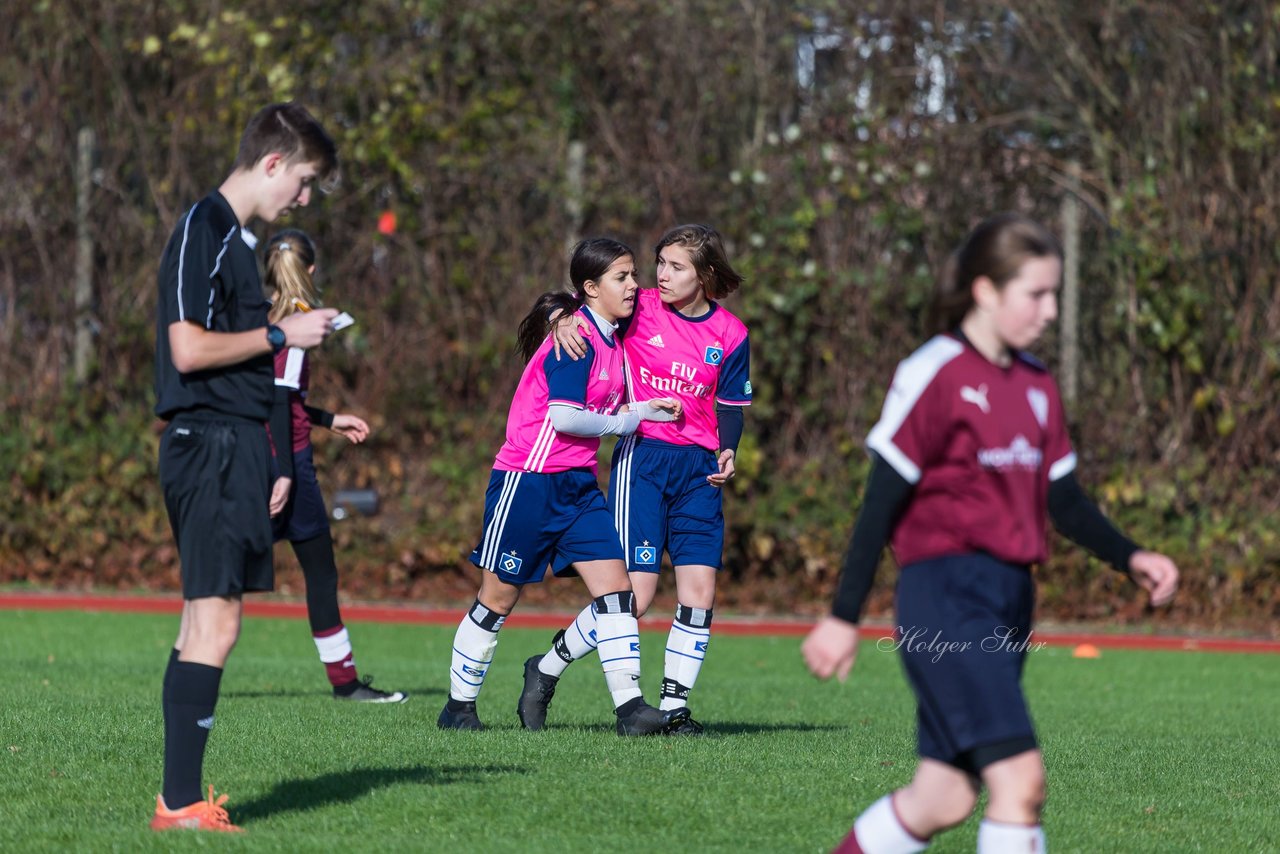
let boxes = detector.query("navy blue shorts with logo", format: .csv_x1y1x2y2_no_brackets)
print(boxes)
272,445,331,543
470,468,623,585
608,436,724,572
894,552,1038,774
159,412,274,599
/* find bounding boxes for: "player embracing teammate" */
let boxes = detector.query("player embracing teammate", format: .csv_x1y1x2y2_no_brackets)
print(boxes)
520,223,751,735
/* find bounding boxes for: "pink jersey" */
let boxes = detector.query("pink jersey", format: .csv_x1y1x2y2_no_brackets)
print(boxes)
622,289,751,451
494,307,627,474
866,334,1076,567
274,346,312,452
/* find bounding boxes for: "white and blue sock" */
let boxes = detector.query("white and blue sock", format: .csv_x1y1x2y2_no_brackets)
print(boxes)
448,599,506,702
593,591,642,708
539,602,598,678
660,604,712,711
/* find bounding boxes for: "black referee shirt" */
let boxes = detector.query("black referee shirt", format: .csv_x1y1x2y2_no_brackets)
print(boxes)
154,191,273,421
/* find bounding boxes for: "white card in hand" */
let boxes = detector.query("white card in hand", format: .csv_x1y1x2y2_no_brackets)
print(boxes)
331,312,355,331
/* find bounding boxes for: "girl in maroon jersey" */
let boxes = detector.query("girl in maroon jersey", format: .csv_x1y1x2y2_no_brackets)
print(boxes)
265,230,406,703
803,213,1178,854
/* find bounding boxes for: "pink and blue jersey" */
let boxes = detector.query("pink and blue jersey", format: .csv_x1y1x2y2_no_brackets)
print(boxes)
493,307,626,474
622,289,751,450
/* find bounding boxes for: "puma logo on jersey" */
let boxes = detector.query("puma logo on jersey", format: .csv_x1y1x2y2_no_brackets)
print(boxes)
647,334,665,348
960,384,990,414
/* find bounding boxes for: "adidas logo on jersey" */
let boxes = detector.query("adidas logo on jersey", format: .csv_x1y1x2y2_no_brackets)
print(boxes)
647,334,665,348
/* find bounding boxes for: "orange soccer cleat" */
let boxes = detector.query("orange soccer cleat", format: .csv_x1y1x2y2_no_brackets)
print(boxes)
149,786,243,832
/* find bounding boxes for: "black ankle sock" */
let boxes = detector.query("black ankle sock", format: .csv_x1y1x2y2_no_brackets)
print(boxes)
446,697,475,711
333,679,360,697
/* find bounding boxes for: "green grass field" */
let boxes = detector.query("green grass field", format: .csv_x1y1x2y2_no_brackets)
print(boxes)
1,609,1276,852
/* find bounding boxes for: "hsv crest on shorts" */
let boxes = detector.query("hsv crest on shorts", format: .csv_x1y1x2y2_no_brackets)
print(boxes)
499,551,524,574
634,544,658,565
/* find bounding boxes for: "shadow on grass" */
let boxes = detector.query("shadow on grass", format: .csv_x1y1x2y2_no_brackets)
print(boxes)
234,763,524,823
224,685,446,700
696,721,847,736
532,720,845,736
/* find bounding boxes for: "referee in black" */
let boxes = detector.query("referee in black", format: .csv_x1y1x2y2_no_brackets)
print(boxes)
150,103,339,832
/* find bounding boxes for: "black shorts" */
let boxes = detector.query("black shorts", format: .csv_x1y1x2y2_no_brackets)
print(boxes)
272,445,331,543
894,553,1039,774
159,413,274,599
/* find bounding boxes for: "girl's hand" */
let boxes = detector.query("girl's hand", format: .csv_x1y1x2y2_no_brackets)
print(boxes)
1129,550,1179,607
550,310,590,361
269,476,292,517
707,449,736,487
802,616,860,682
648,397,682,419
330,413,370,444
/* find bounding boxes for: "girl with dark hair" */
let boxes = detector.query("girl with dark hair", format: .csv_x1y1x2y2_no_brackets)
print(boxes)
439,237,686,735
264,229,406,703
520,224,752,736
802,213,1179,853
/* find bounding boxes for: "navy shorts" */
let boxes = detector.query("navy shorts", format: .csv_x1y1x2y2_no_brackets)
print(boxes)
470,468,624,585
608,436,724,572
159,413,274,599
894,553,1038,773
273,445,331,543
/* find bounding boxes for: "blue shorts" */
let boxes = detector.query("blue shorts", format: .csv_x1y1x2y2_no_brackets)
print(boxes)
608,436,724,572
894,553,1038,773
470,468,623,585
273,445,331,544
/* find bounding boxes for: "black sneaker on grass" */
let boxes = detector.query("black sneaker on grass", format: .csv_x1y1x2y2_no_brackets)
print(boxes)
437,698,485,731
334,676,408,704
664,708,705,736
614,698,691,736
517,656,559,731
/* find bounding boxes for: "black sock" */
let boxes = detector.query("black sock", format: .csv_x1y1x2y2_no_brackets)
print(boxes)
294,531,342,633
333,679,360,697
162,648,180,694
161,661,223,809
446,696,476,711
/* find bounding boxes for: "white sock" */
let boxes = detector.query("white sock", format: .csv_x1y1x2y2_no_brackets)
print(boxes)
539,603,598,678
852,795,928,854
594,593,642,708
977,820,1045,853
660,604,711,711
448,601,505,701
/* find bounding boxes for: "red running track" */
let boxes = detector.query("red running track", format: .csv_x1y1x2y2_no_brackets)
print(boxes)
2,592,1277,654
